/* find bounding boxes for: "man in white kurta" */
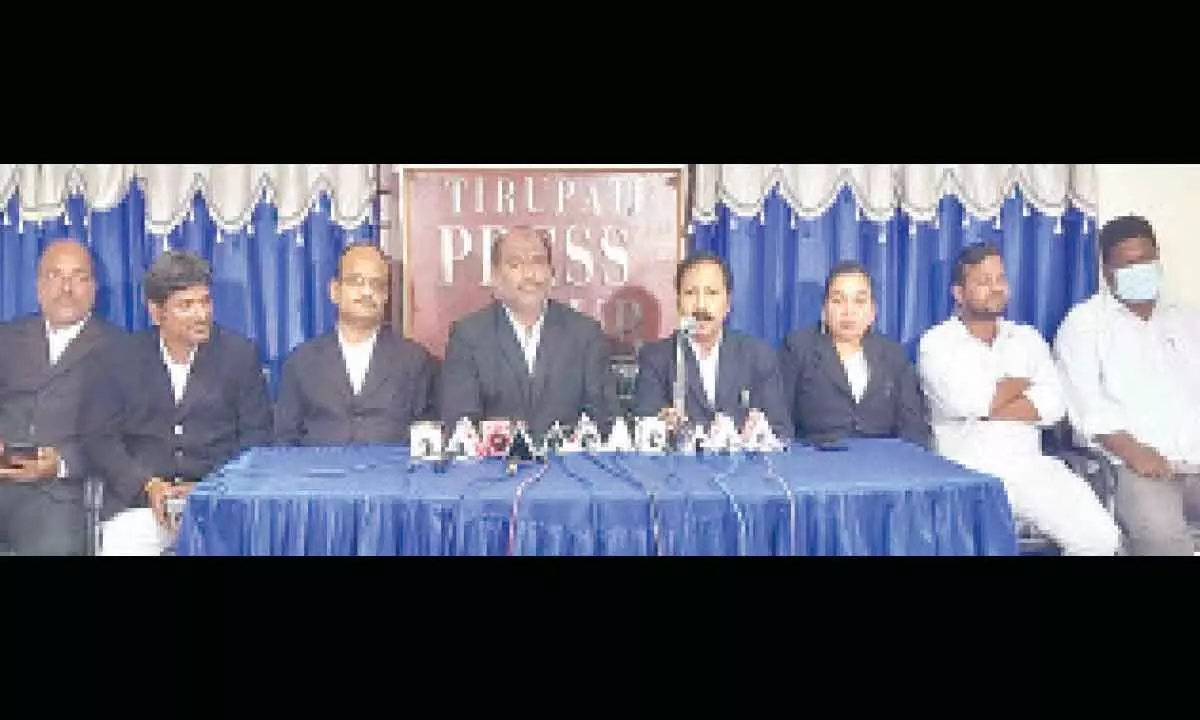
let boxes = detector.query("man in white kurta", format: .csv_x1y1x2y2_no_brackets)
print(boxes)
918,244,1120,556
1054,215,1200,556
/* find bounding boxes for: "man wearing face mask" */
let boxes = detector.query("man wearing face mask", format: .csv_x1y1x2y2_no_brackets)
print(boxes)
1055,215,1200,555
439,226,619,437
919,243,1120,556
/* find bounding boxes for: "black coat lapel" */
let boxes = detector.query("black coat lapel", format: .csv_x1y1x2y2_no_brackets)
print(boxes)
177,334,219,414
358,329,393,399
143,330,177,409
859,333,888,405
528,304,560,412
680,334,712,412
21,320,51,382
714,334,743,412
322,333,355,401
816,333,854,400
46,317,103,381
492,303,533,409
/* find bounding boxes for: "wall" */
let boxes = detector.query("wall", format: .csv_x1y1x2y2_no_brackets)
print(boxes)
1095,164,1200,307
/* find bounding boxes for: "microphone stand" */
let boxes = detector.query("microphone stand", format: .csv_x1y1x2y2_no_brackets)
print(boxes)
670,317,692,453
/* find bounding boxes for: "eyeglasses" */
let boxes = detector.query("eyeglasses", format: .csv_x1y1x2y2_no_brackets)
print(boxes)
339,275,388,292
40,271,93,285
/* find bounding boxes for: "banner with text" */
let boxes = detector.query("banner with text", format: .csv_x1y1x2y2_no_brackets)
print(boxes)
403,168,686,358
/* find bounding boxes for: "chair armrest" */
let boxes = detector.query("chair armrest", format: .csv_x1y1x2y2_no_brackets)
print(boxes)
1053,447,1119,512
83,477,105,556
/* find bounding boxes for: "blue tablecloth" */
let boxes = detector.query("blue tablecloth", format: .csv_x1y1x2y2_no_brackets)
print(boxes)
175,439,1017,556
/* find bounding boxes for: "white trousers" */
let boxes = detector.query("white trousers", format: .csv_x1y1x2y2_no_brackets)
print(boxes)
98,508,173,556
951,452,1122,556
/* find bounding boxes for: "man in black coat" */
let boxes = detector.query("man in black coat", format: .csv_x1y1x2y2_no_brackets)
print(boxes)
88,250,272,555
439,226,619,437
0,239,125,555
632,253,792,440
274,243,437,445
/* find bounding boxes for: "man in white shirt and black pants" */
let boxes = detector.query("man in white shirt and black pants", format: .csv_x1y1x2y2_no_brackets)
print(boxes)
918,243,1120,556
1055,216,1200,555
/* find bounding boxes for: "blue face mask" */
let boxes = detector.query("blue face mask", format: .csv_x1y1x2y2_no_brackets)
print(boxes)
1113,261,1162,302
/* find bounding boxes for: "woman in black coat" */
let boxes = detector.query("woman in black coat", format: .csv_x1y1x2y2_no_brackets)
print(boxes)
778,261,929,447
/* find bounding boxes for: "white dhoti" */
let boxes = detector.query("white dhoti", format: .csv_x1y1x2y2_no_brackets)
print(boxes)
98,508,173,556
952,450,1121,556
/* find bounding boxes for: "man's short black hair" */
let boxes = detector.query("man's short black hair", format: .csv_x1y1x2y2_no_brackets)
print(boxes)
951,242,1003,287
144,250,212,304
823,260,874,302
674,252,731,294
1098,215,1157,266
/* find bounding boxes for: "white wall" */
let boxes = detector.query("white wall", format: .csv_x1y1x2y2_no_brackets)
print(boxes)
1095,164,1200,307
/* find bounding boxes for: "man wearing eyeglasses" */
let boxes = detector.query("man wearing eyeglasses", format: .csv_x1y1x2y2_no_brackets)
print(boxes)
0,239,125,555
274,242,437,446
87,250,273,555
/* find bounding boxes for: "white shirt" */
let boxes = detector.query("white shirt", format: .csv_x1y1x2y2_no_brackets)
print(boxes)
1054,288,1200,465
160,339,196,405
338,328,378,395
918,316,1066,460
688,334,721,406
47,315,90,478
46,315,89,365
503,304,546,375
841,350,869,404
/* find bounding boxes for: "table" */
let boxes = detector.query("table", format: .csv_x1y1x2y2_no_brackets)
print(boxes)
175,439,1018,556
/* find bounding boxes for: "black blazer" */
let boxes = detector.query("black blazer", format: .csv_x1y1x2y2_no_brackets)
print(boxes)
0,314,125,496
87,325,273,512
439,300,619,436
632,329,793,440
274,327,437,445
778,327,929,447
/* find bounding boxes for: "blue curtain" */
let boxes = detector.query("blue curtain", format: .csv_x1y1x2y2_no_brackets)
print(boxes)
0,184,379,394
691,184,1097,358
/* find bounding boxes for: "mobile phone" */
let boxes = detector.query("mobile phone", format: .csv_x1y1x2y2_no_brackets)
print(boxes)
1,443,38,467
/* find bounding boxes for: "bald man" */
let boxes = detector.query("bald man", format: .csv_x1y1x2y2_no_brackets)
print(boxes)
440,226,619,436
0,239,125,555
274,243,437,445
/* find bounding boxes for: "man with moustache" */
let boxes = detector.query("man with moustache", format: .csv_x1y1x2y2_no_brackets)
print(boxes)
274,243,437,445
918,243,1120,556
439,225,619,437
1055,216,1200,555
633,252,791,440
88,250,272,555
0,239,125,555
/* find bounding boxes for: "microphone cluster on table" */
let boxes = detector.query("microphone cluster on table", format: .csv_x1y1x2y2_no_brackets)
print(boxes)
409,411,786,474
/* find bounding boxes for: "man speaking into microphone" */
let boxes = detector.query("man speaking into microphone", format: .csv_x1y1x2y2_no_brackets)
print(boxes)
632,253,791,439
